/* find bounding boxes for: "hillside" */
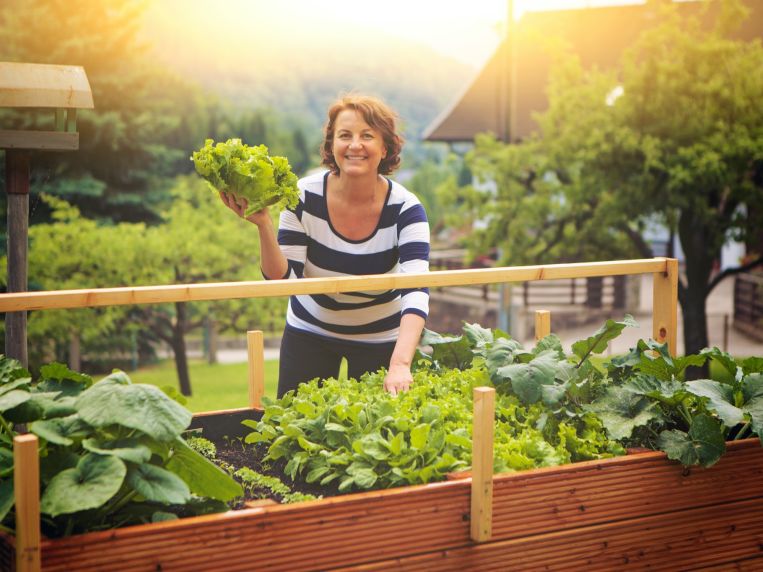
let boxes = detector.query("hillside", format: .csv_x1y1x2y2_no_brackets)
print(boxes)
141,1,476,144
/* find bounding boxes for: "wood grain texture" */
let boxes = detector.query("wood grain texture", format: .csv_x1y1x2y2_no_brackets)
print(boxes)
653,257,679,354
0,62,93,108
13,435,40,572
534,310,551,340
0,131,79,151
10,440,760,572
0,259,668,312
471,387,495,542
247,330,265,409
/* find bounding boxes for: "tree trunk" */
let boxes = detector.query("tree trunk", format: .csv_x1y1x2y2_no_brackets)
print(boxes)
68,331,81,372
208,317,218,365
678,208,715,379
171,301,192,396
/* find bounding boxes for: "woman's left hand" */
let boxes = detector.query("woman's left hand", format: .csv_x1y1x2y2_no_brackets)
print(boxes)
383,364,413,396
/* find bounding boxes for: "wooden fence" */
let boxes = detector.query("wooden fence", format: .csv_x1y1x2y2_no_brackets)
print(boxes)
734,272,763,341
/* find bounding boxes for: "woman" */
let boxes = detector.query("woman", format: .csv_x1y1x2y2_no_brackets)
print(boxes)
222,94,429,397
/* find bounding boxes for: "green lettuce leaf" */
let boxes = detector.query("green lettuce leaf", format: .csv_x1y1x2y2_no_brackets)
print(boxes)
191,138,299,215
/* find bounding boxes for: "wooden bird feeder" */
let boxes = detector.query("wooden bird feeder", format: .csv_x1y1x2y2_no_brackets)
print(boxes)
0,61,94,366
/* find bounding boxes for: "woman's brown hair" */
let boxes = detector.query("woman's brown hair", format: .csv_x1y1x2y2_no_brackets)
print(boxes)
321,94,404,175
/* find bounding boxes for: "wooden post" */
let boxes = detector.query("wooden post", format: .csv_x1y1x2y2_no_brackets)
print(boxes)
13,434,40,572
5,150,30,367
535,310,551,341
653,258,678,355
471,387,495,543
247,330,265,409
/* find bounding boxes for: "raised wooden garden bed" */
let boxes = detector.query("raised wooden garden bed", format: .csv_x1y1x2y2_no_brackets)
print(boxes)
3,438,762,571
6,258,760,571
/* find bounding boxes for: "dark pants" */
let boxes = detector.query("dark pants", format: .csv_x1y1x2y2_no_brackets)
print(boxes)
277,326,396,397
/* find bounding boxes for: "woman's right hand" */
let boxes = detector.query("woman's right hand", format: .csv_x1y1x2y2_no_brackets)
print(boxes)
219,192,271,227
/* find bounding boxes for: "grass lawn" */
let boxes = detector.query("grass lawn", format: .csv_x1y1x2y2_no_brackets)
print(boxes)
128,358,280,413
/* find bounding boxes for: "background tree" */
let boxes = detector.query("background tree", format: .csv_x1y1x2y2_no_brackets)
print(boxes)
0,196,155,370
0,0,194,223
0,0,320,237
129,176,285,396
452,0,763,362
1,178,286,393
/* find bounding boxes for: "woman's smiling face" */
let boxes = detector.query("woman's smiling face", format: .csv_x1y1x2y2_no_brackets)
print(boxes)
332,109,387,176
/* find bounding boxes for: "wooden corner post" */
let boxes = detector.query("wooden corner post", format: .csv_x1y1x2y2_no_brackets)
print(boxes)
247,330,265,409
13,434,40,572
471,387,495,542
652,258,678,355
535,310,551,341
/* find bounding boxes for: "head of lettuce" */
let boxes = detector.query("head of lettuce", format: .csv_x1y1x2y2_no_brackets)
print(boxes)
191,138,300,216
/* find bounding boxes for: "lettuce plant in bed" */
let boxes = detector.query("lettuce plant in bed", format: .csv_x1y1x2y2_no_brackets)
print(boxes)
0,356,242,537
191,138,299,215
243,325,623,494
245,315,763,496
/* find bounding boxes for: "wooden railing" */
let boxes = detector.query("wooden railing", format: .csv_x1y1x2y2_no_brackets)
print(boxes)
1,257,678,354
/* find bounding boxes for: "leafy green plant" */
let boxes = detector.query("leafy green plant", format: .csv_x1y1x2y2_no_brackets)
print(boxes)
186,436,217,460
587,343,763,467
0,356,243,537
191,138,299,215
243,328,623,493
244,314,763,497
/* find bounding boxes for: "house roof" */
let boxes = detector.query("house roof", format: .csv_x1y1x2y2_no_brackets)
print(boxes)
423,0,763,143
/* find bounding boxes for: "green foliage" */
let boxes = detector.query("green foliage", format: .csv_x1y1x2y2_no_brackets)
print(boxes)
405,155,465,234
3,178,286,386
234,467,319,504
244,323,625,493
245,315,763,493
0,0,192,222
0,355,242,537
586,340,763,467
186,436,217,460
191,138,300,215
452,0,763,356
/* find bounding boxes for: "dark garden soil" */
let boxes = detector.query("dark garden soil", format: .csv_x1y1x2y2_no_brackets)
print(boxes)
212,439,342,507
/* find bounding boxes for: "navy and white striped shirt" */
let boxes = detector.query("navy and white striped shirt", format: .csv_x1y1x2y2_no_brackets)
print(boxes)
270,170,430,344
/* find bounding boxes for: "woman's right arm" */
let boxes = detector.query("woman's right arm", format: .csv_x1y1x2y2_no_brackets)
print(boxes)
220,192,289,279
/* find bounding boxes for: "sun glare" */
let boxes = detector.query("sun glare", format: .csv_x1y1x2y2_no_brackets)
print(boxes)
145,0,643,68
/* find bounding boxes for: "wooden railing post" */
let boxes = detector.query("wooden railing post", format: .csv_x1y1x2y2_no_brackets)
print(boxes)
13,434,40,572
471,387,495,543
652,258,678,355
535,310,551,341
247,330,265,409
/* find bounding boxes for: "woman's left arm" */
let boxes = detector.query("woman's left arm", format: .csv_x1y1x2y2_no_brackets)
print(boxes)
384,313,426,396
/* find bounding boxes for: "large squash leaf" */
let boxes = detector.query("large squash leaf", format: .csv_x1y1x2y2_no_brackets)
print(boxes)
126,464,191,505
585,386,662,440
657,414,726,467
76,376,192,441
41,454,126,517
571,315,638,362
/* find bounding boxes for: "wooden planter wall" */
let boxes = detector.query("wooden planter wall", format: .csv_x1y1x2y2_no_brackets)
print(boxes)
3,440,763,571
7,258,758,572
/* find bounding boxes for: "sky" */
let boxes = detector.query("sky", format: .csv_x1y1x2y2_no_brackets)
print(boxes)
333,0,643,65
147,0,642,69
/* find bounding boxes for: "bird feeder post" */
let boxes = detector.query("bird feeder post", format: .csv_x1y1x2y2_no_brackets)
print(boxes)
0,62,93,366
5,150,31,365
